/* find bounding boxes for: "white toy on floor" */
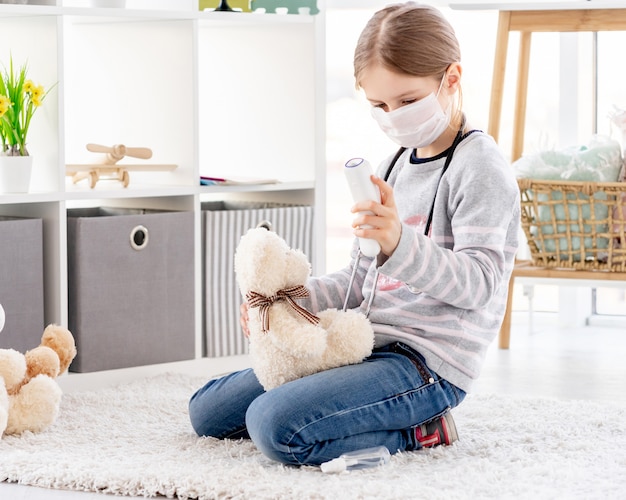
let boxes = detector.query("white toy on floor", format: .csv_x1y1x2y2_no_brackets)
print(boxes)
235,226,374,391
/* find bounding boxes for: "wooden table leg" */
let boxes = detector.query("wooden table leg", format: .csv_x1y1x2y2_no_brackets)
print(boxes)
488,11,511,142
499,273,516,349
512,30,532,162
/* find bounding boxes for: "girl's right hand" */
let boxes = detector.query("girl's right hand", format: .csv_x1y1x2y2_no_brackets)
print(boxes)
351,175,402,257
240,302,250,338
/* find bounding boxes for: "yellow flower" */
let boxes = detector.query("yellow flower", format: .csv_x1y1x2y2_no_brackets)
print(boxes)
31,85,45,107
1,58,55,155
0,95,9,117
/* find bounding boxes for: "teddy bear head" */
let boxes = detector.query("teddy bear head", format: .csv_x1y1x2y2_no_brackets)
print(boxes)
234,227,311,298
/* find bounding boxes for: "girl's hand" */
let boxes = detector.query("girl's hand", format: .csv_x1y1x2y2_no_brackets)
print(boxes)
350,175,402,257
240,302,250,338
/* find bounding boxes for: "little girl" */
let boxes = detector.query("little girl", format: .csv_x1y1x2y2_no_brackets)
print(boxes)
189,1,520,466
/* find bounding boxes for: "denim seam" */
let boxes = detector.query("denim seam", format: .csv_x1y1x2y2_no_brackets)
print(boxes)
223,427,248,439
387,342,435,385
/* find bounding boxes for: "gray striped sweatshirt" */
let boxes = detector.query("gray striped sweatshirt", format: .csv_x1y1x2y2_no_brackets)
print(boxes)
306,132,520,393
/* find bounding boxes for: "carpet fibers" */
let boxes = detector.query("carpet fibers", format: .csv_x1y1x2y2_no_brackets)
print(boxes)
1,372,625,499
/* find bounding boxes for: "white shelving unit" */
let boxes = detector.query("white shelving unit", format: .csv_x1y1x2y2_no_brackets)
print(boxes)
0,1,326,389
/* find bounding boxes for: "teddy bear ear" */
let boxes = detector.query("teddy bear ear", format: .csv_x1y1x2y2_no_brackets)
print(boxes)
256,220,272,231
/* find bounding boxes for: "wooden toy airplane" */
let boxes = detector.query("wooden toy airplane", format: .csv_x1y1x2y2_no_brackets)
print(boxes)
66,143,177,189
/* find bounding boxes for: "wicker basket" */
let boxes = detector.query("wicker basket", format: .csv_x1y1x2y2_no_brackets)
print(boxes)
518,178,626,271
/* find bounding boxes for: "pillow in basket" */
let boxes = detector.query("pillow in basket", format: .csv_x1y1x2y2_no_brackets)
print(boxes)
513,135,622,183
513,135,623,261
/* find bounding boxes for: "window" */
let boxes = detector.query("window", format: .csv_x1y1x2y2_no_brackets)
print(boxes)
325,2,626,317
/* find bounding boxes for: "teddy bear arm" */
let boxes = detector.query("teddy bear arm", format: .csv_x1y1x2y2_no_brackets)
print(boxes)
41,324,77,374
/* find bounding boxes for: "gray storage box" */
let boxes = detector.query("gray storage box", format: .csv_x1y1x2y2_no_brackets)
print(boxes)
202,201,314,357
0,216,44,352
67,208,194,372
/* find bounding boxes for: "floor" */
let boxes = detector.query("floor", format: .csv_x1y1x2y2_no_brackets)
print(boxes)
2,310,625,499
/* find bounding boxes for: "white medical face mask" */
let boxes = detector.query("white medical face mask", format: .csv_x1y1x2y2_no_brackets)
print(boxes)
371,75,451,149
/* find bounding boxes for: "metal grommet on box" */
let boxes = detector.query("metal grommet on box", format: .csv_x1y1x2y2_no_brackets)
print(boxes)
130,225,149,250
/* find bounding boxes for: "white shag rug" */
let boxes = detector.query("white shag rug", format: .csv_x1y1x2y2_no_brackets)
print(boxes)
1,372,625,500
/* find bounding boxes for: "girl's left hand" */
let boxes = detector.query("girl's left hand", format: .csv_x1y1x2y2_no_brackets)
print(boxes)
240,302,250,338
350,175,402,257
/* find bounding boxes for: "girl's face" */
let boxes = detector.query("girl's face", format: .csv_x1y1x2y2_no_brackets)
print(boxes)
359,63,445,113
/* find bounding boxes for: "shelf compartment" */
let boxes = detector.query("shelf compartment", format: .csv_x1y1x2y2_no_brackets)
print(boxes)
62,16,195,190
198,21,316,183
67,207,195,372
202,200,314,357
0,15,60,193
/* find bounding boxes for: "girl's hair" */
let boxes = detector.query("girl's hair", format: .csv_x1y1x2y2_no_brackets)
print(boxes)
354,2,463,120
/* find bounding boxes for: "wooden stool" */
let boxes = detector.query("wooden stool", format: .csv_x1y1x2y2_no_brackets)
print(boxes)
453,3,626,347
500,261,626,349
483,3,626,161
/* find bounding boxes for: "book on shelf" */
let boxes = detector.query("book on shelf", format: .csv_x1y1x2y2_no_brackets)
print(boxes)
200,175,280,186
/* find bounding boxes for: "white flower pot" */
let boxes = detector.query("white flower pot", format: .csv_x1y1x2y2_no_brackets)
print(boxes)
0,155,33,193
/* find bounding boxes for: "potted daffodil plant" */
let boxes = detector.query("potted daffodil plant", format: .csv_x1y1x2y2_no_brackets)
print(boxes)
0,57,51,192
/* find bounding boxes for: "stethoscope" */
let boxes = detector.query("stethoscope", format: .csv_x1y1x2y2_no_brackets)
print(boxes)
342,118,471,316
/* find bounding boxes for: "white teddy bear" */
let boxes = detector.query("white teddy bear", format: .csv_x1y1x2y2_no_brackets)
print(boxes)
235,226,374,391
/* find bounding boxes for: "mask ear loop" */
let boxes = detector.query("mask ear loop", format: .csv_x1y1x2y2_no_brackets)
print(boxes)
435,71,447,98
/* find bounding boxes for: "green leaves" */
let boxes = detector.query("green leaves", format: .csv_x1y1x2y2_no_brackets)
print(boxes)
0,56,51,157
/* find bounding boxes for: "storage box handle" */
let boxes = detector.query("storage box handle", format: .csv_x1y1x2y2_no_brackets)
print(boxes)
130,225,149,250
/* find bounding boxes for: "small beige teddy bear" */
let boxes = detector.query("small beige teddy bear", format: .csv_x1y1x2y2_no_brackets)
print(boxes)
235,226,374,391
0,323,77,437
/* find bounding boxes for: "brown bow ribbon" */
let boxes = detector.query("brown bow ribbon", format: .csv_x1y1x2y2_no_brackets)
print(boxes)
246,285,320,333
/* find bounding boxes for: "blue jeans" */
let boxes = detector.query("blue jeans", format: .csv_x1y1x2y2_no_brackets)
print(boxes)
188,342,465,466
